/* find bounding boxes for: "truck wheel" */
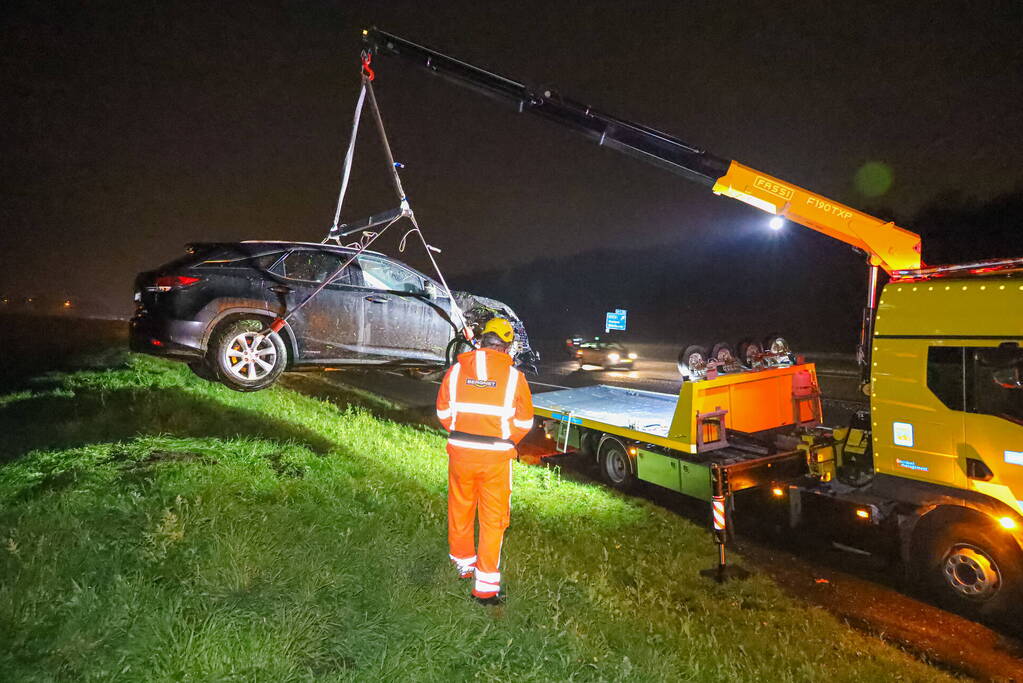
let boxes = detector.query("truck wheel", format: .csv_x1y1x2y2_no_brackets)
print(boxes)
578,430,599,457
598,436,636,491
209,319,287,392
919,520,1023,619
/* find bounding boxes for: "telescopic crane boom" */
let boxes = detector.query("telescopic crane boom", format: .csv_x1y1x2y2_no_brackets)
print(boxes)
362,28,922,275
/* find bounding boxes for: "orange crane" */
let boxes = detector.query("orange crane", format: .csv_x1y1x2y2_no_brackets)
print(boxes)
362,29,922,375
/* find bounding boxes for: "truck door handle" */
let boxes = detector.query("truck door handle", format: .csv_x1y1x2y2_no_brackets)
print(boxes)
365,295,389,304
268,285,293,295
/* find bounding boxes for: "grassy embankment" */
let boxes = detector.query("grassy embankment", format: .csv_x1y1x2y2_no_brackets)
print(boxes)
0,351,958,681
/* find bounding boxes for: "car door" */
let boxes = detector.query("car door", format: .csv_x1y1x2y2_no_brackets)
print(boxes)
271,249,369,361
356,255,451,361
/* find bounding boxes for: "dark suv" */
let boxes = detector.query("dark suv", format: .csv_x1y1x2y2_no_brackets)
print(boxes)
130,241,536,391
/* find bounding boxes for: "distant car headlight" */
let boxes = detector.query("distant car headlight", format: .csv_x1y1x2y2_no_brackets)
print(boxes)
607,352,620,362
628,352,637,359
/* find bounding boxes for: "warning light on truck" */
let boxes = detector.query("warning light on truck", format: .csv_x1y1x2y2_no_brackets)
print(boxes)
999,516,1017,530
855,508,871,521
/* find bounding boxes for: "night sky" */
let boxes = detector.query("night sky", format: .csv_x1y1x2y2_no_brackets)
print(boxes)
3,1,1022,317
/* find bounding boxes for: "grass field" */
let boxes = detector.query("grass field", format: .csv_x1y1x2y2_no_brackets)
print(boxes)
0,351,959,681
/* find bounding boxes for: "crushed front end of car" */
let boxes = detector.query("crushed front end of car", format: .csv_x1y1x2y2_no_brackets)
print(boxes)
452,292,540,373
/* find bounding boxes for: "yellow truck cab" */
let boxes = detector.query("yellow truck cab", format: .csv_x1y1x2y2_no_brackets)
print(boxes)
868,259,1023,615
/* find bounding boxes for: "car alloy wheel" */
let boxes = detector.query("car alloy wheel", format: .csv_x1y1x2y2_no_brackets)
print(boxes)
209,318,288,392
223,330,279,381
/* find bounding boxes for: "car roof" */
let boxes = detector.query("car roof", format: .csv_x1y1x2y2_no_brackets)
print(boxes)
235,241,435,282
238,240,385,257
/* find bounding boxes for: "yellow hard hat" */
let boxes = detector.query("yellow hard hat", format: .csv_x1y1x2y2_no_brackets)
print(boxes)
482,317,515,343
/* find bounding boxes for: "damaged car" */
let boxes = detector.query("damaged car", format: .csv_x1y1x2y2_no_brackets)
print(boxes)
130,241,538,391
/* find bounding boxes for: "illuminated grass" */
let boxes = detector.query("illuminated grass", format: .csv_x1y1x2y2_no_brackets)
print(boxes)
0,354,957,680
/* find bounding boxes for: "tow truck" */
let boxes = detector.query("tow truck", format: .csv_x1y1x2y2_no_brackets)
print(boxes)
363,29,1023,619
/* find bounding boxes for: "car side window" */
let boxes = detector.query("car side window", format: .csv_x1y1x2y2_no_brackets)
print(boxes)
357,257,425,294
255,252,286,273
281,250,345,283
329,259,360,287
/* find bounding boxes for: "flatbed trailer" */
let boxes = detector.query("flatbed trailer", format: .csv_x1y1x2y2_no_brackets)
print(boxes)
532,362,834,577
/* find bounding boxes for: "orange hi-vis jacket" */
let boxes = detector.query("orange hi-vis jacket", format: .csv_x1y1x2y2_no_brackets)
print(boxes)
436,348,534,461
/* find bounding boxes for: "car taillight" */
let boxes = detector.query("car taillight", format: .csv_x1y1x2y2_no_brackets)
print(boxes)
152,275,201,292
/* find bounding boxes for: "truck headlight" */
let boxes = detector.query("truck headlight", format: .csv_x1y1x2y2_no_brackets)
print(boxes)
607,352,620,362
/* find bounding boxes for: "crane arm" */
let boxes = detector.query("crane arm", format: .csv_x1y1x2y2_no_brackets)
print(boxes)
712,163,921,272
363,28,922,273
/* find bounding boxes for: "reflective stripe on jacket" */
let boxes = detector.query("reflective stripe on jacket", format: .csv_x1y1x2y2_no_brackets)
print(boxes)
436,348,534,461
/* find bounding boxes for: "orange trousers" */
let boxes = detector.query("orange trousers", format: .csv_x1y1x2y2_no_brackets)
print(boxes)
447,456,512,598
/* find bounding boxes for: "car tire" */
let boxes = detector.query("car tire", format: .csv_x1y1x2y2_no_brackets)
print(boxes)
678,344,709,378
208,318,288,392
445,337,474,368
598,436,637,492
917,519,1023,621
762,333,792,355
736,338,763,368
407,367,445,382
187,361,216,382
710,341,736,363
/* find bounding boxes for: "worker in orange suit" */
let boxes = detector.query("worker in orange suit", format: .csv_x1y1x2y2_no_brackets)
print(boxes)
436,317,534,605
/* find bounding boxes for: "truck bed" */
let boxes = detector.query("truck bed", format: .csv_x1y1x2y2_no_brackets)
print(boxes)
533,384,678,438
533,382,811,496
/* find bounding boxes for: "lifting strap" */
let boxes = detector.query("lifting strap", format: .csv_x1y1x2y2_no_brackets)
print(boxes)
269,53,472,341
329,81,366,235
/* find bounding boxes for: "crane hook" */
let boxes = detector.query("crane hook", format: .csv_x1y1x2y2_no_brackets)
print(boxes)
361,51,375,81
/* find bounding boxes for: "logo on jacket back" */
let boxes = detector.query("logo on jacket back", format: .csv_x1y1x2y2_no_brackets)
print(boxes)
465,378,498,388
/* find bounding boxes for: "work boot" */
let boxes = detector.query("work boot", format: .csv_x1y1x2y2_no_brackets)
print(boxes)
472,592,504,606
459,567,475,580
